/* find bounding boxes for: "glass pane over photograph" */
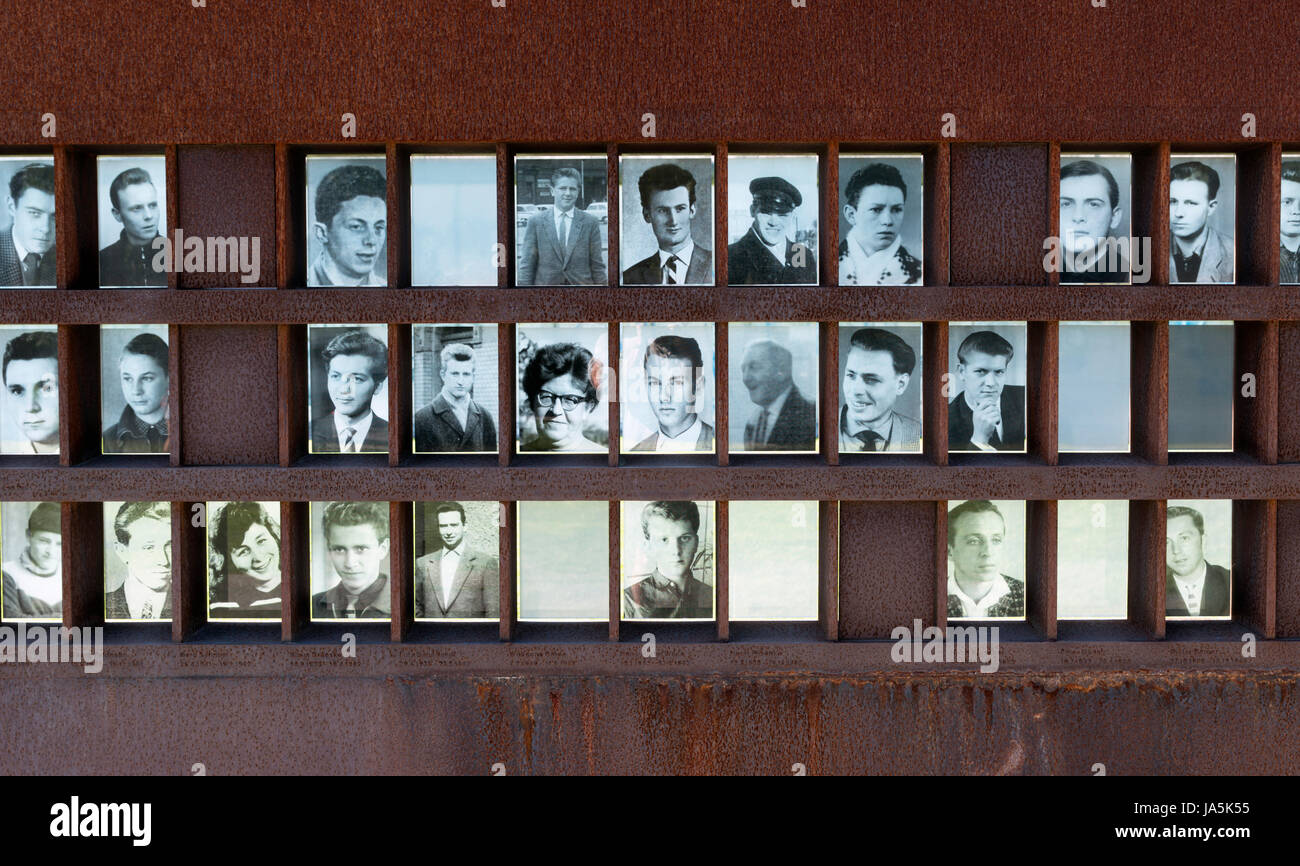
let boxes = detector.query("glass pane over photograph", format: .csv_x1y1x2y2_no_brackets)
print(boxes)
726,153,818,286
620,500,715,622
947,322,1028,454
1057,500,1128,620
410,154,497,287
619,322,716,454
100,324,170,456
728,500,818,621
516,500,608,622
1168,321,1233,452
1058,322,1130,453
946,499,1026,621
1165,499,1232,621
727,322,819,454
838,322,922,454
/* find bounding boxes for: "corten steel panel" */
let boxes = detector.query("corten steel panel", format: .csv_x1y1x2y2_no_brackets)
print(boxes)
0,672,1297,775
949,144,1049,286
1276,501,1300,639
176,146,277,288
838,501,936,640
178,325,280,465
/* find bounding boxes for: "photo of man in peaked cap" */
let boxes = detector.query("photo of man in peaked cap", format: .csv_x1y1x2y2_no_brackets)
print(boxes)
727,176,817,285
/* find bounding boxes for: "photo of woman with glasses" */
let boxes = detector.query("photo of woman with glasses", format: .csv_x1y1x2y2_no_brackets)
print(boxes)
516,325,608,453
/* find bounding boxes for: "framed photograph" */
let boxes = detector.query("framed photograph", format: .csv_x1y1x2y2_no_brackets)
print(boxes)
1169,153,1236,284
305,154,388,288
1058,153,1133,285
728,501,818,621
727,322,819,454
516,500,608,622
837,322,922,454
726,153,818,285
946,499,1026,621
100,324,170,455
514,155,608,286
947,321,1028,454
1282,154,1300,284
620,500,715,622
1057,500,1128,620
837,153,923,285
1,325,58,455
0,157,55,288
309,501,391,622
516,323,608,454
618,154,715,286
413,501,499,621
1058,321,1130,453
97,155,167,288
1165,499,1232,620
206,501,282,622
1,501,62,622
410,154,497,286
103,501,172,623
1169,321,1233,452
307,324,389,455
412,324,499,454
619,322,716,454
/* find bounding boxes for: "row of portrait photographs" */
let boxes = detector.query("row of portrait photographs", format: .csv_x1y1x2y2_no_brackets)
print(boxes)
0,320,1238,457
947,498,1233,621
0,498,1232,624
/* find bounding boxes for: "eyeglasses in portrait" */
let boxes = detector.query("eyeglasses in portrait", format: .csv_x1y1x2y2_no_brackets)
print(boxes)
837,322,922,455
726,153,818,286
1,501,62,622
1,325,58,455
0,157,56,289
514,155,609,287
103,501,172,623
515,323,608,454
947,322,1028,454
100,324,170,456
96,155,168,288
206,501,282,622
618,154,715,287
410,154,497,286
837,154,924,286
307,324,390,455
310,501,391,622
620,500,715,622
728,322,819,454
946,499,1026,621
305,154,388,288
619,322,715,455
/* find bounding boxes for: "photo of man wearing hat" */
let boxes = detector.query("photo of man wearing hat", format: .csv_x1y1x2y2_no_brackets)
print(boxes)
727,175,818,285
2,501,63,619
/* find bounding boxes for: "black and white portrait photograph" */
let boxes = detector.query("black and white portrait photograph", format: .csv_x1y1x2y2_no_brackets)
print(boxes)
100,324,170,455
514,155,608,286
1,501,62,622
96,155,167,288
728,500,818,621
516,500,608,621
103,501,172,623
838,323,922,454
410,154,497,286
946,499,1026,621
206,501,281,621
1169,320,1233,452
1165,499,1232,620
619,322,715,454
727,322,819,454
0,157,55,288
1057,499,1128,620
414,501,499,621
726,154,818,285
1,325,58,455
1169,154,1236,284
838,154,923,286
310,501,391,622
307,324,389,455
947,322,1028,454
620,500,715,621
1280,155,1300,284
1058,153,1132,284
619,155,715,286
306,154,387,288
516,323,608,454
1058,321,1130,453
412,324,498,454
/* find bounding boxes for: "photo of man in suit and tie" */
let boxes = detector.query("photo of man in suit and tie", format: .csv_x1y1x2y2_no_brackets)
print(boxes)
308,325,389,454
515,160,608,286
726,161,818,285
730,324,818,453
104,501,172,623
1169,157,1235,284
619,157,714,286
1165,503,1231,619
839,325,922,453
412,331,498,454
947,326,1027,453
0,159,55,288
622,328,715,454
414,501,500,620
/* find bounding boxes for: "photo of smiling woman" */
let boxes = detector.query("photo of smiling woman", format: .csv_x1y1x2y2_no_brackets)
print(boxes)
516,323,608,453
307,324,389,455
100,324,170,455
207,501,282,621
